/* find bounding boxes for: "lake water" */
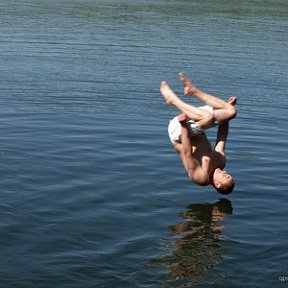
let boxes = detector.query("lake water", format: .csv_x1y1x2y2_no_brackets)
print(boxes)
0,0,287,287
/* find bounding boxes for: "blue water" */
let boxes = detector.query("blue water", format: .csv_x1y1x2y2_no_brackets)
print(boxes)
0,0,287,287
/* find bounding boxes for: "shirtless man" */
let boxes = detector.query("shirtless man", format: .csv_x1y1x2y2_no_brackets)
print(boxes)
160,73,237,194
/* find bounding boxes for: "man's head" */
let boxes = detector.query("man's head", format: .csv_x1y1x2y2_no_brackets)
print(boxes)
212,168,234,195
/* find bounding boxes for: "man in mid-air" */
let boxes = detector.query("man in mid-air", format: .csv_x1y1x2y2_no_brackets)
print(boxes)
160,73,237,194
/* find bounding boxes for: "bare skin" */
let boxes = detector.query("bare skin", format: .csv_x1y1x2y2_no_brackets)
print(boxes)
160,81,214,130
179,72,237,122
174,119,234,193
160,74,236,193
160,78,237,130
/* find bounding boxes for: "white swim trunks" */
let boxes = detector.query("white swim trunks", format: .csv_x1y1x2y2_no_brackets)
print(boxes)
168,105,215,144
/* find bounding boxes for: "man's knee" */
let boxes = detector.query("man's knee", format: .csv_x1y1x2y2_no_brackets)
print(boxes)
228,106,237,120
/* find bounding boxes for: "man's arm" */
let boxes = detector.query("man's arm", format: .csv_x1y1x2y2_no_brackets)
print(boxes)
214,121,229,156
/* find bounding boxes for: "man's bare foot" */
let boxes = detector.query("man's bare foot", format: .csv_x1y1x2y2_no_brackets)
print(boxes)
227,96,237,106
178,72,199,96
160,81,177,105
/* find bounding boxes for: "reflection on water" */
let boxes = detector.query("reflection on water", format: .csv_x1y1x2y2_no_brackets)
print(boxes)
160,199,233,286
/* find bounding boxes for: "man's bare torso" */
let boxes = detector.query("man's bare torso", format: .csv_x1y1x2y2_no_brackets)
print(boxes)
191,133,226,176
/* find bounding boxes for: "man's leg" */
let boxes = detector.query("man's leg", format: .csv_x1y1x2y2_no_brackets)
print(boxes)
160,81,214,129
179,73,237,122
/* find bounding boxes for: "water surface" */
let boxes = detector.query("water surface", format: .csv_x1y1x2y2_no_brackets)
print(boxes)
0,0,287,287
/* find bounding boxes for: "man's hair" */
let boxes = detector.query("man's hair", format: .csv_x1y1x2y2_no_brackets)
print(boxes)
215,182,235,195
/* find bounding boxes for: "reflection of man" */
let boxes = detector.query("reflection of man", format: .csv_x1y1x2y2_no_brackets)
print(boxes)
160,73,237,194
160,199,233,284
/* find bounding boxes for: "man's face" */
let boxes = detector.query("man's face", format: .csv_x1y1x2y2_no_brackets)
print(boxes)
213,168,234,188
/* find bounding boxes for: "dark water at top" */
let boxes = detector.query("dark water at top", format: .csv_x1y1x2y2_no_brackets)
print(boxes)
0,0,287,287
